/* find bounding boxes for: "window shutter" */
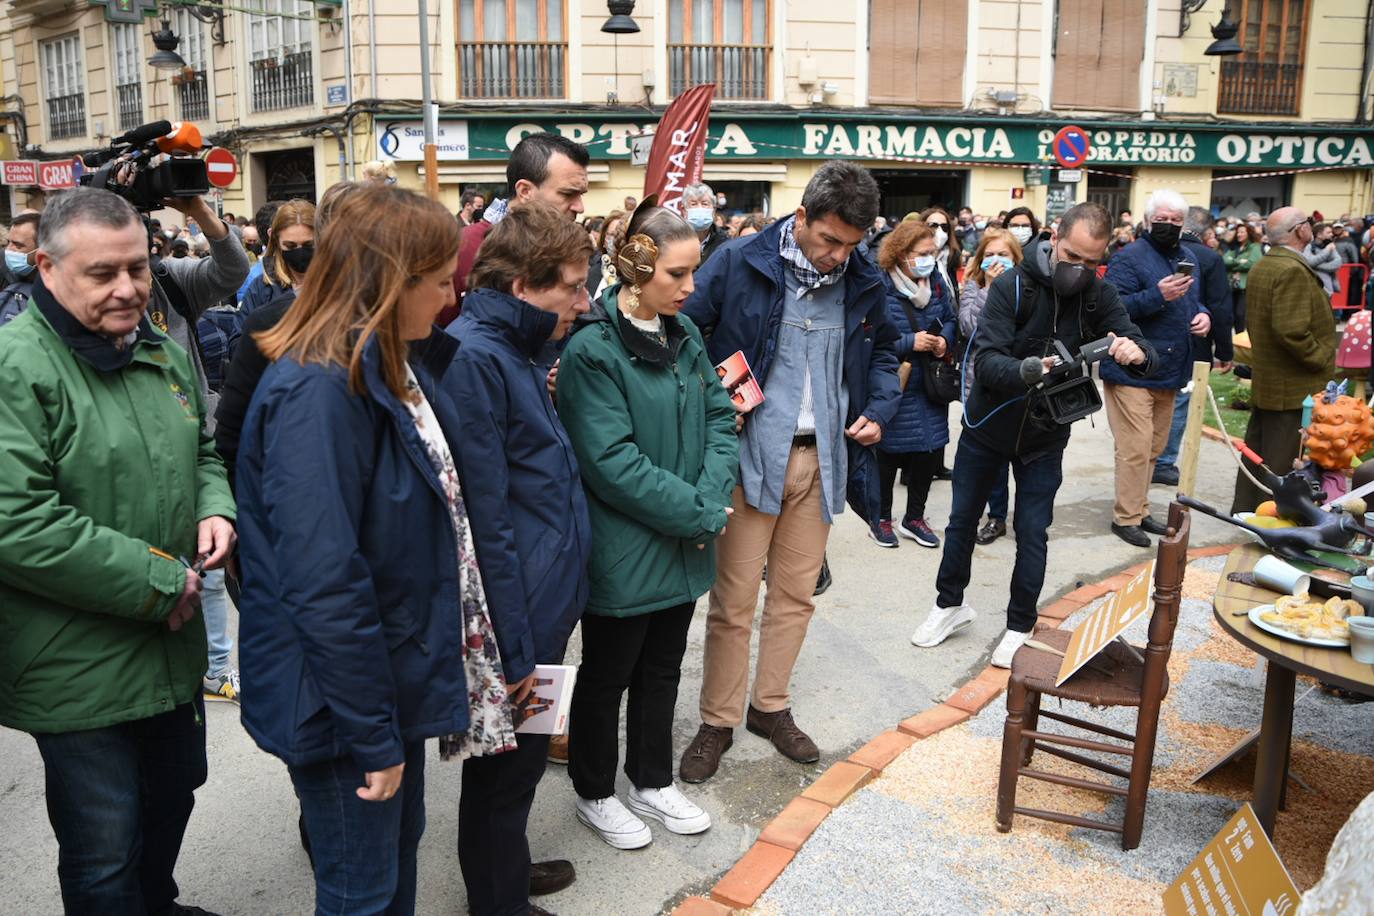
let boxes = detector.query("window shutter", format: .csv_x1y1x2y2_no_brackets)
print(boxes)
870,0,966,106
913,0,967,107
1053,0,1144,110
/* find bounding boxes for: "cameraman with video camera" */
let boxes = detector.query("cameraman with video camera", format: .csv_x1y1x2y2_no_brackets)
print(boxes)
912,203,1157,668
89,121,250,705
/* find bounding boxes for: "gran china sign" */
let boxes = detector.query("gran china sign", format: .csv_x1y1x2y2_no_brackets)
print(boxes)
448,115,1374,169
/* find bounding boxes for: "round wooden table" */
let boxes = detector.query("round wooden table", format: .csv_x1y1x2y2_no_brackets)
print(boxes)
1213,543,1374,836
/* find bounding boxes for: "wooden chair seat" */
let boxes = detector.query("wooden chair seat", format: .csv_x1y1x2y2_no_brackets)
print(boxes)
1012,627,1169,709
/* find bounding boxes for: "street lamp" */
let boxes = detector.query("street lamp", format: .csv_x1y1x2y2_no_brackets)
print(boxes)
601,0,640,34
1204,6,1244,57
148,20,187,70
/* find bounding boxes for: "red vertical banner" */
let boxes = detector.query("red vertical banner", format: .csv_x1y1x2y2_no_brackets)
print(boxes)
642,83,716,215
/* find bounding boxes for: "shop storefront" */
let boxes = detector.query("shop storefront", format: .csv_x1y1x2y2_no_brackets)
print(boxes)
369,110,1374,221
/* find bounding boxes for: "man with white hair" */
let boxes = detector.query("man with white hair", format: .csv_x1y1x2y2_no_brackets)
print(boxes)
1101,189,1209,547
682,182,731,269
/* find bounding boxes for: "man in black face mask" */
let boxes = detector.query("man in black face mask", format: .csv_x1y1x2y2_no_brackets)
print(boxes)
1100,189,1208,548
913,202,1155,669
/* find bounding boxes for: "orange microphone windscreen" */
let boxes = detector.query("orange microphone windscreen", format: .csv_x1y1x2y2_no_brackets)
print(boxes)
156,122,204,155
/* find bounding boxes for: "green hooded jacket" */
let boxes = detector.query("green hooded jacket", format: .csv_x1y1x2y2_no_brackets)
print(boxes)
557,288,739,617
0,289,235,734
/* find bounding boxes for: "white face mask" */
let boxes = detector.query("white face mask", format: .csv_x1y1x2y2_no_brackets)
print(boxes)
1009,226,1033,246
931,228,948,249
974,219,988,230
907,255,937,278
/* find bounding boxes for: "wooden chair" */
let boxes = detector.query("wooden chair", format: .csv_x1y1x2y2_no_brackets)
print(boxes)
995,501,1191,850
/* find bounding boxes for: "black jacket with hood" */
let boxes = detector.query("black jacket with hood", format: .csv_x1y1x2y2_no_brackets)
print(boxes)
962,240,1158,458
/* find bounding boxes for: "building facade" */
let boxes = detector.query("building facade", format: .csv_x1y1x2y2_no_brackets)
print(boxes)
0,0,1370,222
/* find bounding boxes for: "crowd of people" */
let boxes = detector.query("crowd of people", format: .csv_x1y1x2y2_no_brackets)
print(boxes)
0,129,1365,916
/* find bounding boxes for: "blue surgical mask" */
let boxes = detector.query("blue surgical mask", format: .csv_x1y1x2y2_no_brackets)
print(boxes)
5,249,33,277
908,255,937,278
980,254,1014,272
685,206,714,231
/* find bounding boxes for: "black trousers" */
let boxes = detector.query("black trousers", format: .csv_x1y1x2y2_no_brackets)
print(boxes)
1231,287,1247,332
458,731,551,916
1231,407,1303,515
877,448,941,522
569,602,695,800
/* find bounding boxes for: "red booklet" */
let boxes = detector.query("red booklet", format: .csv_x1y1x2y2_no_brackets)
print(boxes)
715,350,765,412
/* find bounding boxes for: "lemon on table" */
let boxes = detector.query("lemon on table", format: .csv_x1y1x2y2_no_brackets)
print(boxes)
1256,500,1279,518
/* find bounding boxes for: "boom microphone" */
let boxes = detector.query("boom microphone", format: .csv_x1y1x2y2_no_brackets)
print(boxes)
114,120,173,147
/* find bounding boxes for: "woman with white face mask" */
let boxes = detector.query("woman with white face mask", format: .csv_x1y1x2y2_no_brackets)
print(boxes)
919,207,961,304
866,220,957,550
1004,207,1042,252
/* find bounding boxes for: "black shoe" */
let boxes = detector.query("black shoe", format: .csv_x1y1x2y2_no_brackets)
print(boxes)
975,518,1007,545
934,465,954,481
813,556,832,596
1140,515,1169,536
155,906,224,916
530,905,557,916
530,859,576,896
1111,523,1151,547
1151,464,1180,486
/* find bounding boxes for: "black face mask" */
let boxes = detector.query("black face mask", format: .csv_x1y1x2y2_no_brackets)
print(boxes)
1052,257,1093,299
280,246,315,275
471,208,485,223
1150,221,1182,249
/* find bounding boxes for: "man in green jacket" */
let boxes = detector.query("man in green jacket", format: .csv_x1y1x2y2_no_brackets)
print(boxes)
1231,207,1337,514
0,188,236,916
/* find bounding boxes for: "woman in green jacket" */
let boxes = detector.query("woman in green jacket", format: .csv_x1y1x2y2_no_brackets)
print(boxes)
558,202,739,852
1223,222,1263,331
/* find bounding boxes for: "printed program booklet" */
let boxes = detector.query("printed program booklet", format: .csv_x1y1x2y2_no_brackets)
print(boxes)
515,664,578,735
715,350,765,412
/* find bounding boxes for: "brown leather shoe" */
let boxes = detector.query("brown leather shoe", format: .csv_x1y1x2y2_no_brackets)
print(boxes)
746,706,819,764
529,859,575,896
547,733,569,765
679,723,733,784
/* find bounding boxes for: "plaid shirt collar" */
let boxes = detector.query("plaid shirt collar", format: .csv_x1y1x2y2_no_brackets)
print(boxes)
779,216,847,298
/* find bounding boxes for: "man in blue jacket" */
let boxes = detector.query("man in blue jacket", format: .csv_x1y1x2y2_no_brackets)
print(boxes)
679,162,901,783
1153,206,1235,487
1102,189,1210,547
442,200,594,915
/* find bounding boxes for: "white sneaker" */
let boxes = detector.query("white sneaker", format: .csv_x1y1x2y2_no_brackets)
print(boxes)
627,783,712,835
575,795,653,849
990,629,1031,669
910,602,976,648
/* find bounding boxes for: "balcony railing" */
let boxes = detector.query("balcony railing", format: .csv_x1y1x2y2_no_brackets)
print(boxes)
669,43,768,100
1218,60,1302,116
177,71,210,121
116,82,143,132
251,50,314,113
458,41,566,99
46,93,85,140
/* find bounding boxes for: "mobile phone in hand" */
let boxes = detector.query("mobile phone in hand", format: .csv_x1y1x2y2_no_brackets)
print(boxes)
1175,260,1195,278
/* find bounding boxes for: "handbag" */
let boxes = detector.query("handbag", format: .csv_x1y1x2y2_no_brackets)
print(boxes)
897,296,962,404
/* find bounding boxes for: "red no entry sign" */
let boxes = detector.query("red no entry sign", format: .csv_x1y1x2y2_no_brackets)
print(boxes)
204,147,239,188
1053,125,1092,169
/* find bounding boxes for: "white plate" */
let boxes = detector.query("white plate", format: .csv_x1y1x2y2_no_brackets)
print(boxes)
1247,604,1350,648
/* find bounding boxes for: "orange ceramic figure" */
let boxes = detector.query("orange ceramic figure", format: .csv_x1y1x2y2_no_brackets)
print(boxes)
1306,381,1374,470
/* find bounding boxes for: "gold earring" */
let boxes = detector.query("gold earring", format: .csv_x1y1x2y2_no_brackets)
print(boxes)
622,283,640,312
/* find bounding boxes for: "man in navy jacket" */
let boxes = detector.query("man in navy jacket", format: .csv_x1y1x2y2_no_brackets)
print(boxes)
1101,189,1210,547
679,162,901,783
442,201,593,915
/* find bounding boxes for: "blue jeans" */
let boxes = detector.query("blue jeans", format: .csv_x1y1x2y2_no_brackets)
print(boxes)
936,434,1064,632
1157,388,1190,469
986,463,1010,521
290,740,427,916
201,568,232,678
32,696,207,916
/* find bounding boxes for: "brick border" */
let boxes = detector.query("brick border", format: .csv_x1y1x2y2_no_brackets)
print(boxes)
672,542,1239,914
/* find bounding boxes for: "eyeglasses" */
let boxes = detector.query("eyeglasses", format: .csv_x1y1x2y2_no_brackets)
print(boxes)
926,221,948,229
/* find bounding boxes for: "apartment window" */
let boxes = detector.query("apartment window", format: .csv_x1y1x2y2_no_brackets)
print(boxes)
1051,0,1146,111
868,0,966,107
173,8,211,121
247,0,314,112
1218,0,1308,116
457,0,567,99
40,34,85,140
668,0,769,100
111,23,144,133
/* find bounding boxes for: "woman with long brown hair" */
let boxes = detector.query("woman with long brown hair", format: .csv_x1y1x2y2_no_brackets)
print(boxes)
239,198,315,315
235,185,496,915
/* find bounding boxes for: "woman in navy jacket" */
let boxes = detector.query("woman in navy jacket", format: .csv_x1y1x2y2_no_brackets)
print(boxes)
871,220,957,549
236,187,469,915
441,200,594,915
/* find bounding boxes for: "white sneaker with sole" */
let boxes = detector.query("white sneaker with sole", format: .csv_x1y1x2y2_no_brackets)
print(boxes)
627,783,711,835
990,629,1031,669
910,603,976,648
575,796,653,849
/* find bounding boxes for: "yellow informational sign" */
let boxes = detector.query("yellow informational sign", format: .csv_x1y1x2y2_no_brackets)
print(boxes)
1162,804,1299,916
1055,561,1155,687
